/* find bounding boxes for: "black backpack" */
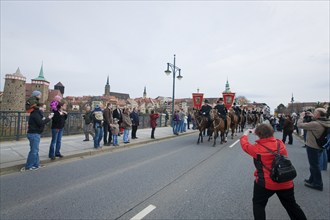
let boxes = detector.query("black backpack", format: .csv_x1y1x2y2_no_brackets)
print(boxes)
312,122,330,149
259,141,297,183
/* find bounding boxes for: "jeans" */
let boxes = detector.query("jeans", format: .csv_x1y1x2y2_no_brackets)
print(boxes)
26,133,41,169
49,128,64,158
94,123,103,148
306,146,323,188
253,182,306,220
123,129,130,142
112,135,118,145
172,121,179,134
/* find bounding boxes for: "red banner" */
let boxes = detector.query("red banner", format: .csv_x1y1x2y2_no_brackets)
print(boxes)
192,93,204,110
222,92,235,110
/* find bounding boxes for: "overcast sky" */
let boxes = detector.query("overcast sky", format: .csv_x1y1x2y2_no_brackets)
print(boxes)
1,0,329,112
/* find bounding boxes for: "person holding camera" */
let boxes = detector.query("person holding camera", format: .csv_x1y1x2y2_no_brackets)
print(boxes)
240,124,306,220
298,108,330,191
82,105,95,142
150,110,160,139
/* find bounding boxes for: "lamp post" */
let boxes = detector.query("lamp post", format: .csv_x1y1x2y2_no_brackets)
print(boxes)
291,93,294,113
164,54,183,119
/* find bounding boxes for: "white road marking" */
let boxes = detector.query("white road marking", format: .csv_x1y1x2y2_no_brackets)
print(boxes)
130,204,156,220
229,139,240,148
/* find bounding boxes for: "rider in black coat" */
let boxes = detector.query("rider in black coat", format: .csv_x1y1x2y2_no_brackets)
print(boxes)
199,99,212,130
214,98,228,128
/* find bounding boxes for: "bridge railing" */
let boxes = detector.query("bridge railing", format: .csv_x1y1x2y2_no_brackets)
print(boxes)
0,111,169,142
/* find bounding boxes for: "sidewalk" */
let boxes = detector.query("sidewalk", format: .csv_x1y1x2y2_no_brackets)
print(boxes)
0,127,197,175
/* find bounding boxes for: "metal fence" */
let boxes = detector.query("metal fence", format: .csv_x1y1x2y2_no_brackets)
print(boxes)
0,111,168,142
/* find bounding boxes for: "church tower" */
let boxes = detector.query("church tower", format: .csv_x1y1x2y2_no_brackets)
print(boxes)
104,76,110,96
54,82,65,95
224,79,231,93
1,68,26,111
31,63,50,103
143,86,147,99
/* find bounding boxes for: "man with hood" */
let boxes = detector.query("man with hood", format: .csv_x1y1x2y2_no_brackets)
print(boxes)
298,108,330,191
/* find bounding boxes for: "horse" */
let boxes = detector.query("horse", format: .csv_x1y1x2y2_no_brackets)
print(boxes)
228,109,239,139
209,109,230,146
247,112,259,128
239,112,246,132
193,110,209,144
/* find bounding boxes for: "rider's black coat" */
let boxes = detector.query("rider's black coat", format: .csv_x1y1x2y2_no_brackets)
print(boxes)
200,104,212,116
214,104,227,116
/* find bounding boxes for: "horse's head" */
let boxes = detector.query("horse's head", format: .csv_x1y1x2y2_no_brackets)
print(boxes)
210,109,218,120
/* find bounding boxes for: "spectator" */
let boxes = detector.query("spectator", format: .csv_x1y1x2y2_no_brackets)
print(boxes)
130,107,139,139
165,110,169,127
82,105,95,141
298,108,330,191
150,110,160,139
121,108,132,144
172,110,179,135
187,112,192,129
113,107,123,136
92,104,104,149
49,101,68,160
240,124,307,220
103,103,113,146
282,115,294,145
302,110,313,147
110,118,120,146
22,103,53,171
25,90,41,113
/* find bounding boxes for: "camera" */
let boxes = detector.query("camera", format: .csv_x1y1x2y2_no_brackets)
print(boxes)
249,130,252,133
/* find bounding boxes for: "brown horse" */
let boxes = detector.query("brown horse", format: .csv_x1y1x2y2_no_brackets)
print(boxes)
209,109,230,146
228,109,239,139
247,112,259,128
193,110,209,144
239,112,246,132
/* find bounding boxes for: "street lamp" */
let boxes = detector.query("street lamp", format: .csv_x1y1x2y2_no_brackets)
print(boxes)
164,54,183,119
291,93,294,113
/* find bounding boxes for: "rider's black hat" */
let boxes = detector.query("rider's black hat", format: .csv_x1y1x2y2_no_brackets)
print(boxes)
218,97,223,101
204,99,209,103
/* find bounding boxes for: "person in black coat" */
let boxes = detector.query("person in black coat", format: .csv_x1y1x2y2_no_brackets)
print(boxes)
214,98,228,128
24,104,53,171
48,101,68,160
130,107,139,139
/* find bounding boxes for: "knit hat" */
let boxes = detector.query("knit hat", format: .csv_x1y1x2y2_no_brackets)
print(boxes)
94,105,102,111
32,90,41,97
54,95,62,101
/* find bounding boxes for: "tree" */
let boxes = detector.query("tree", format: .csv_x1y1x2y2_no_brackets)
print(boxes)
275,103,286,114
235,95,250,105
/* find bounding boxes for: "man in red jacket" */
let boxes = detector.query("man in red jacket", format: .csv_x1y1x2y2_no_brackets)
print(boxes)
240,124,306,220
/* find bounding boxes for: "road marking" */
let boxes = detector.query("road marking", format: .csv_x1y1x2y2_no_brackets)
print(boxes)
229,139,240,148
130,204,156,220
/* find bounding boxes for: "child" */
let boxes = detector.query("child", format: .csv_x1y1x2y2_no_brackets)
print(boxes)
111,118,120,146
25,90,41,113
50,95,62,112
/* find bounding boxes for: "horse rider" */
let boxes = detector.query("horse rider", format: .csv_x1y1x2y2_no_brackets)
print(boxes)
214,98,228,128
199,99,212,128
233,102,241,122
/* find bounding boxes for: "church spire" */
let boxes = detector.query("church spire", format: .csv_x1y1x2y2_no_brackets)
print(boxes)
224,78,231,93
33,62,48,82
104,75,110,96
143,86,147,99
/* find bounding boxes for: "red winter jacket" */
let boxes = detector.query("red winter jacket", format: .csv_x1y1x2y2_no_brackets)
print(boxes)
150,113,160,128
240,135,294,190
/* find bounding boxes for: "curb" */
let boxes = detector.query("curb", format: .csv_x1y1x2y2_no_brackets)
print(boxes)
0,131,197,176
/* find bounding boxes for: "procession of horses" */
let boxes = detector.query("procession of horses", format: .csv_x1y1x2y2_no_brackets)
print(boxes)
193,104,264,147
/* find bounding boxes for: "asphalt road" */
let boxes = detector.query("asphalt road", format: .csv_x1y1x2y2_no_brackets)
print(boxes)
0,132,329,220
